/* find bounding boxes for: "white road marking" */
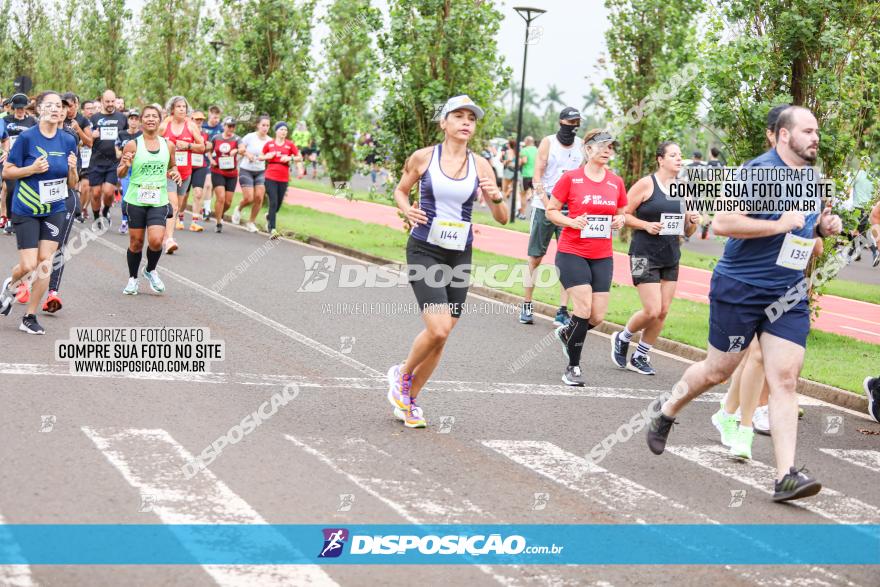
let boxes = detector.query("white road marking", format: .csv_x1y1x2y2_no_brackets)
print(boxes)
667,445,880,525
82,427,336,586
840,325,880,338
485,440,853,587
0,514,35,587
819,449,880,474
6,361,872,419
92,233,381,378
284,435,518,586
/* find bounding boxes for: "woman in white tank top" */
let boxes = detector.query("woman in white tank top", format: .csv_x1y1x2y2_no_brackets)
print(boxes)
386,95,508,429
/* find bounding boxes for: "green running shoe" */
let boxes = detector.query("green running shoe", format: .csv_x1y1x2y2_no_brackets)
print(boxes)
711,402,739,448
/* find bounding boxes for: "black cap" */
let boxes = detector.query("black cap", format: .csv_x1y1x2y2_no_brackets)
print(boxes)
559,107,581,121
10,93,28,108
128,109,140,118
766,104,790,131
223,116,237,126
61,92,78,106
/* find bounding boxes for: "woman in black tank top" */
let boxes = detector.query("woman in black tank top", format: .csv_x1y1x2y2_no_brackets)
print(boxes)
610,141,701,375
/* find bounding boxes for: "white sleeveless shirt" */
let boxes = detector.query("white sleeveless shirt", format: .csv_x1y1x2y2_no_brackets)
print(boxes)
533,135,584,210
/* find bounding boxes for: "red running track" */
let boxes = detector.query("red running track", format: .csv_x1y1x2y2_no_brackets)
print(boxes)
286,187,880,345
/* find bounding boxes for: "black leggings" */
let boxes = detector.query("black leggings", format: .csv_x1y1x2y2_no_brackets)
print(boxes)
49,191,80,292
4,179,14,217
265,179,287,231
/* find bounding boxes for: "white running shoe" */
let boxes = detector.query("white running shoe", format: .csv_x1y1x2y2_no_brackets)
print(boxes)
143,268,165,293
231,207,242,225
753,404,771,436
123,277,139,295
246,221,257,233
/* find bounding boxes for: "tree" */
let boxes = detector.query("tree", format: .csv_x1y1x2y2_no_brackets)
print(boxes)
311,0,382,184
221,0,316,123
702,0,880,178
127,0,212,106
701,1,880,309
6,0,49,88
602,0,703,186
543,84,566,118
33,0,80,93
77,0,131,97
378,0,510,186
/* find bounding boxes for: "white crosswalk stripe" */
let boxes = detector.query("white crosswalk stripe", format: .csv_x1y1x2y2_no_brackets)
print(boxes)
484,440,856,587
285,435,572,586
667,445,880,525
818,449,880,474
0,513,35,587
83,427,337,586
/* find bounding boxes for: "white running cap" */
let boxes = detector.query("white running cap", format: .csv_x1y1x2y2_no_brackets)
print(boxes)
440,95,484,120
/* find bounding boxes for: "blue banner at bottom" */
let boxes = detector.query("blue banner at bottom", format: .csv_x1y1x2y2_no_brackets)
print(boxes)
0,525,878,565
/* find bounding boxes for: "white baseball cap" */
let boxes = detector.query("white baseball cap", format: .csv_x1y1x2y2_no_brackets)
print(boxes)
440,95,484,120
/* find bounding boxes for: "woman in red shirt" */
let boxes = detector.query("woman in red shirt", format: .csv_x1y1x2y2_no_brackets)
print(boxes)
546,129,627,386
210,117,241,233
260,121,300,238
159,96,205,253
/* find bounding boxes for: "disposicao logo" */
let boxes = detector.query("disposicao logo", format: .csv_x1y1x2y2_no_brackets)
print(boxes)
318,528,348,558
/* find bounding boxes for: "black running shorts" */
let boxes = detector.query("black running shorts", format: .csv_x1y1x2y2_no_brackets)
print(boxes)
406,236,472,319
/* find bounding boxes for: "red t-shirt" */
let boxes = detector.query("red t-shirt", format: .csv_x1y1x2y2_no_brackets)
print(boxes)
211,134,240,178
262,139,299,183
552,167,627,259
163,120,195,179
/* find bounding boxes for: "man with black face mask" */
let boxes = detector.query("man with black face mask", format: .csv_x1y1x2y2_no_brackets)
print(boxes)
519,107,584,327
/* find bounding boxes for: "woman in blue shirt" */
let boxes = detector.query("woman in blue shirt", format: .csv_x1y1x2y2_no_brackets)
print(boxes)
0,91,78,334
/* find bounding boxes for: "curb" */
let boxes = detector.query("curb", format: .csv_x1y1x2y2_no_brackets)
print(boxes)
288,233,868,413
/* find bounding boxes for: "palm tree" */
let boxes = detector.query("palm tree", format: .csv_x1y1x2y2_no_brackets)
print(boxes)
581,87,602,115
543,84,566,117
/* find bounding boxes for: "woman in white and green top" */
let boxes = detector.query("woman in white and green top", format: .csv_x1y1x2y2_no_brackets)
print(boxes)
231,114,271,233
116,105,182,295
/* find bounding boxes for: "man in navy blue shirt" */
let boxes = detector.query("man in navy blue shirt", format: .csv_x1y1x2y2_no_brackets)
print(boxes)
645,106,843,503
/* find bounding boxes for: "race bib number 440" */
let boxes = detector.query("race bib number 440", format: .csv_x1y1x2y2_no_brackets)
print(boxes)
580,215,612,239
427,219,470,251
775,233,813,271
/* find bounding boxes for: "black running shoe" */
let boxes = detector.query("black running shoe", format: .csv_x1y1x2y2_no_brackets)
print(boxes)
216,222,223,233
19,313,45,335
646,397,675,455
865,377,880,423
628,354,656,375
610,331,629,368
773,466,822,502
0,277,12,316
554,325,570,360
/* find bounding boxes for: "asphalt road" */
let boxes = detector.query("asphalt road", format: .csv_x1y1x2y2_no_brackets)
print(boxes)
0,205,877,586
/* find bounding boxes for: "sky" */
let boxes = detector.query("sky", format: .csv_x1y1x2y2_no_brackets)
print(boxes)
125,0,608,111
495,0,609,112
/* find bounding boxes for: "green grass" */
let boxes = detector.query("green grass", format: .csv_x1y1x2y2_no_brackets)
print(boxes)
287,178,880,305
238,194,875,395
819,279,880,305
